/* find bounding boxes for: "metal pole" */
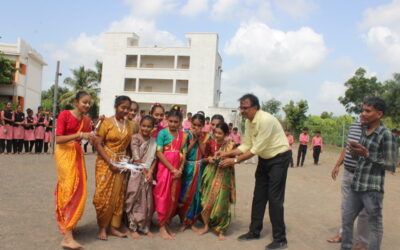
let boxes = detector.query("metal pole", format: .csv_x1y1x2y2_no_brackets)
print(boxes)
51,61,61,154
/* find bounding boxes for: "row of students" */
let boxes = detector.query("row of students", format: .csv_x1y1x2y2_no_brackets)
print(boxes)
0,102,54,154
54,92,236,249
285,128,324,167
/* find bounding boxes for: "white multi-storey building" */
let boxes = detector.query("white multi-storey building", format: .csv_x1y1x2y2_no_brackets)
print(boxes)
0,38,46,111
100,32,239,123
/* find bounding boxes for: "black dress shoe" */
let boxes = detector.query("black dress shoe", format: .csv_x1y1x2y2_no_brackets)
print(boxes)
265,240,288,249
237,231,260,241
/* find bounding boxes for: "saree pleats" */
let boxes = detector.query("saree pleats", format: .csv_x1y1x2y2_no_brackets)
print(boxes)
55,142,87,233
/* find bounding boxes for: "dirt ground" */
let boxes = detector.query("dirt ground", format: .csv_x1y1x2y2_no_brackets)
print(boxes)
1,146,399,250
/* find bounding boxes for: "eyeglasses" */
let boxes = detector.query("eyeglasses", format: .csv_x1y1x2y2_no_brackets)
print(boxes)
239,105,254,110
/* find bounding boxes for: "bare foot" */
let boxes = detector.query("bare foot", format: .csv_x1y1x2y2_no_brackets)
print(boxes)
146,232,156,238
218,232,226,241
197,225,209,235
178,225,187,232
166,225,176,237
110,227,128,238
160,226,174,240
61,231,84,249
191,225,199,233
97,227,108,241
129,231,142,239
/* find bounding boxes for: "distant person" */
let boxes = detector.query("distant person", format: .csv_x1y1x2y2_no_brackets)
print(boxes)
1,102,14,154
183,112,192,131
285,130,294,167
202,117,212,133
297,127,309,167
34,106,47,154
230,127,242,148
54,91,94,249
0,110,6,154
44,112,54,154
134,109,145,123
328,121,369,250
24,108,36,153
311,131,323,165
219,94,290,250
13,104,25,154
150,103,165,138
228,122,233,134
341,97,397,250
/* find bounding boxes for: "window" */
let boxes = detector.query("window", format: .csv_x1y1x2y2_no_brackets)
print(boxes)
124,78,136,91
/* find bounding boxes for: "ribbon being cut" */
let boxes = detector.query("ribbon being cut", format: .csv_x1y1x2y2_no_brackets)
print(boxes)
112,158,157,184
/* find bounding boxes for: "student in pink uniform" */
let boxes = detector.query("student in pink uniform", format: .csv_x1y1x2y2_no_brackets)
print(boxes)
24,108,36,153
34,106,47,154
202,117,212,133
44,112,54,154
296,127,309,167
182,112,192,132
1,102,14,154
0,113,6,154
230,127,242,148
285,130,294,167
13,104,25,154
311,131,323,165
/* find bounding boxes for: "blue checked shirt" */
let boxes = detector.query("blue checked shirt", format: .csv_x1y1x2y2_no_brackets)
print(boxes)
352,123,398,193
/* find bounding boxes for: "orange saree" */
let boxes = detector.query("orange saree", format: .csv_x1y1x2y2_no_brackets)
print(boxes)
54,110,91,233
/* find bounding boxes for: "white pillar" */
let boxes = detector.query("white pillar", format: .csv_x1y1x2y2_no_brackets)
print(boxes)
174,55,178,69
137,55,141,68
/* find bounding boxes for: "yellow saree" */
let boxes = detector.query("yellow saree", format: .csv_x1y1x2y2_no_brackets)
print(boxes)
93,118,132,228
54,114,91,233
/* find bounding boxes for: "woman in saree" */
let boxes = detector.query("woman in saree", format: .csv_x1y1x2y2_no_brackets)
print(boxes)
150,103,165,138
153,105,188,240
93,95,133,240
126,101,139,135
197,122,236,240
54,91,94,249
178,113,209,232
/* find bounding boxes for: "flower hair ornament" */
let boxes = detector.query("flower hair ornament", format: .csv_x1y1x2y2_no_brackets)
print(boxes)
151,102,162,108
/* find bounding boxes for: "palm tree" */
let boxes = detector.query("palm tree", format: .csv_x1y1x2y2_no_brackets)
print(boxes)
60,66,98,107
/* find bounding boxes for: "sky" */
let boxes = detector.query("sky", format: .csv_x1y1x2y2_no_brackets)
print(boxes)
1,0,400,115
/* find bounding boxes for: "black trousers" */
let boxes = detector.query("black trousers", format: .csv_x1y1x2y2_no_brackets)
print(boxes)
24,141,35,153
296,144,307,166
6,139,13,153
0,139,5,153
249,150,291,243
313,146,321,164
44,142,49,153
289,150,294,167
35,139,44,153
13,139,24,153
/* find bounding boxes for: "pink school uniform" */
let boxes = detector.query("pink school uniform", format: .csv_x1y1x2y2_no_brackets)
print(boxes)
24,116,37,141
34,114,47,140
13,112,25,140
44,118,53,143
1,110,14,140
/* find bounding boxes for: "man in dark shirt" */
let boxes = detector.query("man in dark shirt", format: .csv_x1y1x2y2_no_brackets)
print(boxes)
341,97,397,250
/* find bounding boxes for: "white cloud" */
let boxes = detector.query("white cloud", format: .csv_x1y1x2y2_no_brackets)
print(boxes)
124,0,177,19
364,26,400,68
180,0,208,16
273,0,317,19
224,22,327,86
210,0,273,23
312,81,346,114
360,0,400,32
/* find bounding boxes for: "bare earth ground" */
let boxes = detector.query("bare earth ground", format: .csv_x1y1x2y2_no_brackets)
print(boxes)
1,145,399,250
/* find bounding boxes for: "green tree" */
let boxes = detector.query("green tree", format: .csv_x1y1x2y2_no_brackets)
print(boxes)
60,66,98,107
262,98,281,115
382,73,400,124
338,68,383,114
0,52,18,84
320,111,333,119
41,84,70,112
283,100,309,136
